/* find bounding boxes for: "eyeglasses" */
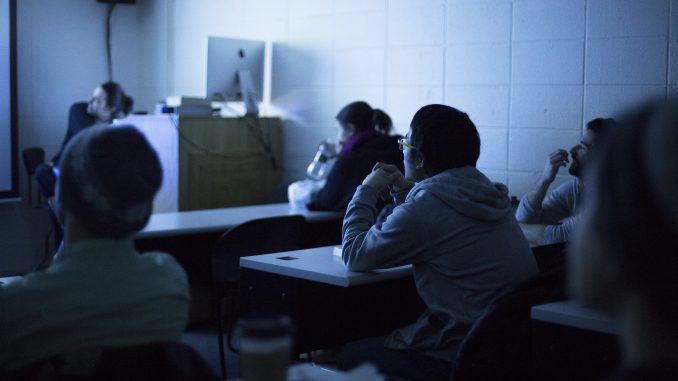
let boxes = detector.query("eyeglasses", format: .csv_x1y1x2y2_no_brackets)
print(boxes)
398,138,416,151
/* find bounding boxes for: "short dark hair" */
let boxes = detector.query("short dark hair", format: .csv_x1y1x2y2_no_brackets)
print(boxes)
336,101,393,134
585,117,615,137
409,104,480,176
101,81,134,118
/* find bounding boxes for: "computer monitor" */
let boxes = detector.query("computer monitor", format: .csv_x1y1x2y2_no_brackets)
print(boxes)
206,36,265,115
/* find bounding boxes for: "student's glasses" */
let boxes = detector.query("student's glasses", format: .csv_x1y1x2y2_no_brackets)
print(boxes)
398,138,416,151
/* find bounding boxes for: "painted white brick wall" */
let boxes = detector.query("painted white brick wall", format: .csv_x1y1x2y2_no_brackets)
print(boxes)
20,0,673,201
163,0,676,196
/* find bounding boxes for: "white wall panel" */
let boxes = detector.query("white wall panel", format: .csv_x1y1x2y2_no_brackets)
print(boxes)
583,85,666,122
587,0,669,38
510,86,583,129
586,37,667,85
512,40,584,84
513,0,585,41
445,86,509,127
447,0,512,43
385,86,444,132
446,43,510,85
387,5,445,46
386,46,444,86
477,127,508,170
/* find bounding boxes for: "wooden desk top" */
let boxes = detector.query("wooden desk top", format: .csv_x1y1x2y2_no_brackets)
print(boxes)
136,203,342,239
239,246,412,287
531,300,619,335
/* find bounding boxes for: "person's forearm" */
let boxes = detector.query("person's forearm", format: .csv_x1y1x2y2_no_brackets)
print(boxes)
525,177,552,211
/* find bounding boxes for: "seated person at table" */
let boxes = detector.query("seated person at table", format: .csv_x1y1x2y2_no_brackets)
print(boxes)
0,125,189,373
307,101,403,212
516,117,615,245
569,100,678,379
35,81,134,198
337,104,538,381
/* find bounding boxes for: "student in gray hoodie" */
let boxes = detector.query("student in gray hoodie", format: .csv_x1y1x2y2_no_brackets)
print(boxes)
337,104,538,381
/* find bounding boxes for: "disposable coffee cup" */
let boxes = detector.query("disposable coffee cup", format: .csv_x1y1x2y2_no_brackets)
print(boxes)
237,314,293,381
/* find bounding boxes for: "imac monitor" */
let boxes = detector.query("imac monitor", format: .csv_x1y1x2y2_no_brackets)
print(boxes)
206,36,265,115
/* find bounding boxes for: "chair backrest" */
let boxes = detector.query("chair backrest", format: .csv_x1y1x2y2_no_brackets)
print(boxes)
451,269,567,381
212,215,307,283
3,342,219,381
22,147,45,175
531,242,567,274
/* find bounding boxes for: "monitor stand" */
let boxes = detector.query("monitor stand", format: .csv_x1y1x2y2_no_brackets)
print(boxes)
238,69,259,116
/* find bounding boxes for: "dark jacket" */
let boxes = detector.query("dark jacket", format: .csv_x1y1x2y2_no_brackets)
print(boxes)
52,102,97,164
308,133,403,211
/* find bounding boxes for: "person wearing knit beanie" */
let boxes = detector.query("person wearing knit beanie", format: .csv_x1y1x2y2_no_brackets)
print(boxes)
0,125,191,374
55,124,162,239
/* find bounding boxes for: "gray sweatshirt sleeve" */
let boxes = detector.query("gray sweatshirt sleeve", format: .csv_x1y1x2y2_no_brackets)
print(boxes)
515,180,576,225
543,214,579,244
342,185,429,272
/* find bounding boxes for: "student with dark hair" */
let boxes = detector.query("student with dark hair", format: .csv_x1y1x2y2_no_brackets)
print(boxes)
569,100,678,379
35,81,134,198
0,125,189,374
337,104,538,381
307,101,403,211
516,117,616,245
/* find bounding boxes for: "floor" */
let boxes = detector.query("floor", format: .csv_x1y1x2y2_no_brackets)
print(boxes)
0,200,242,379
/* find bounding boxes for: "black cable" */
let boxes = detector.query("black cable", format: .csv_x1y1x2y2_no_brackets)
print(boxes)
219,102,278,168
166,114,269,161
105,4,116,81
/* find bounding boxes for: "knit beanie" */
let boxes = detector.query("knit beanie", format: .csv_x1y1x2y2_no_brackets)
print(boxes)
58,125,162,238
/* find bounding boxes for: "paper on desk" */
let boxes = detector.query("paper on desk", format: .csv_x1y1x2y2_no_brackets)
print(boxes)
332,245,342,258
288,363,384,381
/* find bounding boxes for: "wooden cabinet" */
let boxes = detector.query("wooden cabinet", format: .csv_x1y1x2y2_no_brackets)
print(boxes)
123,115,282,212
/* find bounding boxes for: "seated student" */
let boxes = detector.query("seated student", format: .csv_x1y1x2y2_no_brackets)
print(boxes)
35,81,134,198
306,101,403,211
569,100,678,379
337,104,538,381
0,125,189,373
516,117,615,245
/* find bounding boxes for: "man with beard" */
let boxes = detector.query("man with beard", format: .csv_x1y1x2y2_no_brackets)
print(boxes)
516,118,615,244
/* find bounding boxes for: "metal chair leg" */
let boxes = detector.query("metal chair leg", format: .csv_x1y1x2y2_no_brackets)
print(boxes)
216,297,227,380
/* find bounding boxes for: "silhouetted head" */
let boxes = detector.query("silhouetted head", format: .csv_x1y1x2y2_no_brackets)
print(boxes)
403,104,480,180
87,81,134,122
57,125,162,238
335,101,393,144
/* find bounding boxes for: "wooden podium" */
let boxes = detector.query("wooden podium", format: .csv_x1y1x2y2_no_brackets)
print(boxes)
177,116,282,211
122,115,282,212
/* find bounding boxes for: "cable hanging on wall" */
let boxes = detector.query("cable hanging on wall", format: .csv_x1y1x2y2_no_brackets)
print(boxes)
105,3,116,81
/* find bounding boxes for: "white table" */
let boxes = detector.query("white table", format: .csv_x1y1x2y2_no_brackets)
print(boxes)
531,300,620,379
240,246,412,287
238,246,423,353
137,203,342,239
531,300,619,335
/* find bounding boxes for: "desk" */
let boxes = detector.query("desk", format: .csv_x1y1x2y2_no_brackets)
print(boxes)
240,246,412,287
239,247,425,354
134,204,343,285
531,300,620,380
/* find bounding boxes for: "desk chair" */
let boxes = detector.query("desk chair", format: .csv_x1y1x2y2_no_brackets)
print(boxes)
211,214,307,379
451,269,567,381
531,242,567,275
21,147,45,206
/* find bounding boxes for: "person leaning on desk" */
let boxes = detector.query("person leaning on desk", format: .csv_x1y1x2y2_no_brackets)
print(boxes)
0,125,190,375
336,104,539,381
568,99,678,379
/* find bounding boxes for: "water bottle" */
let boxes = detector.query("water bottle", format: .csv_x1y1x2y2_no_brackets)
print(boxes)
306,141,333,180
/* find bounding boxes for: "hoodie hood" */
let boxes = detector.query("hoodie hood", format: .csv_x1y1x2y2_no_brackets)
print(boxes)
407,166,511,221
